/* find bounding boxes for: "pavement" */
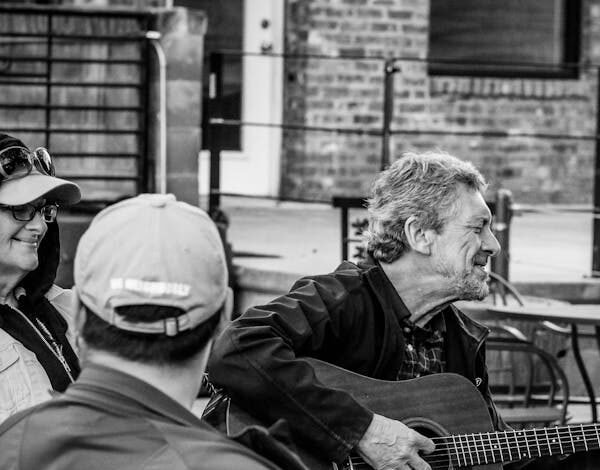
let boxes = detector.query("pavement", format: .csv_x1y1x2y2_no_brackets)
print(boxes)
219,195,598,286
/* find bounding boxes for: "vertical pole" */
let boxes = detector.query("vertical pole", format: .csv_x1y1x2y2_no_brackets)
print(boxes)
44,12,53,149
341,205,349,262
592,67,600,277
140,31,152,194
491,189,513,281
381,60,399,170
207,52,224,216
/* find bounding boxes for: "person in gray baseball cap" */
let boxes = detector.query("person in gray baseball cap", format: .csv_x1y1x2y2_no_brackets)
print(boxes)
0,193,304,470
0,133,81,424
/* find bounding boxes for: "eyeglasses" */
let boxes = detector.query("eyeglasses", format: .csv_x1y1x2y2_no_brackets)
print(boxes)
0,146,55,182
0,203,58,223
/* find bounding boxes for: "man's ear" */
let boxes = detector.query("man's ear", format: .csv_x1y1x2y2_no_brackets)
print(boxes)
404,216,434,255
221,287,234,322
70,288,87,356
71,288,87,334
216,287,234,336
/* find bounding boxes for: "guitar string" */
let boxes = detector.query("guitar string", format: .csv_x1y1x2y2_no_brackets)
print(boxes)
346,425,600,468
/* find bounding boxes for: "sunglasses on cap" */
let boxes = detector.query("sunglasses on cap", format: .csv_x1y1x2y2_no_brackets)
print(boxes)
0,202,58,223
0,146,54,182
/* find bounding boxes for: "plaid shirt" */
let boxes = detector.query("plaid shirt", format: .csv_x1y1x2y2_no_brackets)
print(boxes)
396,314,446,380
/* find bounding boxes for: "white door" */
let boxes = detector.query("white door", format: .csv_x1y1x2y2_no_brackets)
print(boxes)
199,0,284,198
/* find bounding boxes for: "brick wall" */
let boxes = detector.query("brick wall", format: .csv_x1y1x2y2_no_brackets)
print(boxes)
282,0,600,204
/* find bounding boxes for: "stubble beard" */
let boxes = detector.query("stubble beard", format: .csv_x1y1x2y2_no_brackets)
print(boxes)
454,269,490,301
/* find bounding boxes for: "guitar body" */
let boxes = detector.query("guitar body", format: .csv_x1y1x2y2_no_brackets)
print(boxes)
227,358,502,470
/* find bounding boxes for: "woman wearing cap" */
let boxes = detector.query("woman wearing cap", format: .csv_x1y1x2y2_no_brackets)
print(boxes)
0,133,81,423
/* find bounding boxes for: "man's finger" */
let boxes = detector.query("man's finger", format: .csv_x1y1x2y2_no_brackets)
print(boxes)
407,454,431,470
413,432,436,454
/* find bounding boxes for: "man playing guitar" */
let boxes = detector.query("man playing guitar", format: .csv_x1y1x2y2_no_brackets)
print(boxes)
207,151,599,470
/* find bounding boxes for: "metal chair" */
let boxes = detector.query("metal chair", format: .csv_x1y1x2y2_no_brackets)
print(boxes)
483,273,571,427
486,325,570,428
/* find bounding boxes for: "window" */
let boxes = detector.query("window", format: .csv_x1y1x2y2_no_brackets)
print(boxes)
175,0,243,150
428,0,580,78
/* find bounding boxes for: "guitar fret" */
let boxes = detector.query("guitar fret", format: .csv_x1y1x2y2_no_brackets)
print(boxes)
467,434,474,466
496,431,506,462
556,427,564,455
488,432,504,463
471,433,479,466
451,434,463,467
582,424,589,452
502,431,512,461
459,434,467,465
568,426,576,453
545,428,553,455
533,428,542,457
514,429,527,461
522,429,532,459
478,432,487,465
443,437,459,469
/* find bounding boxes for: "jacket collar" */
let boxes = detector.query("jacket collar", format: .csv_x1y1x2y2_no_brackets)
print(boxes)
65,362,203,428
353,255,489,342
355,256,412,325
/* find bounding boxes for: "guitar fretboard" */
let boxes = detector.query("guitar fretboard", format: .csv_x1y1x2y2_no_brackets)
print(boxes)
435,424,600,468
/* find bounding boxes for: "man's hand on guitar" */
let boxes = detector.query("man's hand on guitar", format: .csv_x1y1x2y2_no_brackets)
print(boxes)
356,413,435,470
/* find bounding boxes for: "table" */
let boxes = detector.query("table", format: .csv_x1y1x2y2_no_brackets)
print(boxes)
456,301,600,422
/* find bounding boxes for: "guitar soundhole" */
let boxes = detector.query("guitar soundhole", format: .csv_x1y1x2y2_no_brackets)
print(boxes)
409,420,453,470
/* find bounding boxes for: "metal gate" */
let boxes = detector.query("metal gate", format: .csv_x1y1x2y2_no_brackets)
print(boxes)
0,4,153,208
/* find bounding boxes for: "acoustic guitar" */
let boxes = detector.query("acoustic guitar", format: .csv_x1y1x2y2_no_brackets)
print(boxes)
224,358,600,470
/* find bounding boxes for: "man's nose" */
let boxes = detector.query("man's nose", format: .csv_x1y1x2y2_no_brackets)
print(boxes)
484,228,501,257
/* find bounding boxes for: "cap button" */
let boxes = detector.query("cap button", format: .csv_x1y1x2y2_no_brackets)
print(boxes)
141,193,176,207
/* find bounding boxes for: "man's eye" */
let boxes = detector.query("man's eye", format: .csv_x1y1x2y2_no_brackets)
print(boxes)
472,226,483,233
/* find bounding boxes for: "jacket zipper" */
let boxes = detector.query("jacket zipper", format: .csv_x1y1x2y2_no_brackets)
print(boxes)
11,305,75,383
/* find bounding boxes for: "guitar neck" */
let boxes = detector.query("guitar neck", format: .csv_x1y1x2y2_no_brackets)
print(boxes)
441,424,600,468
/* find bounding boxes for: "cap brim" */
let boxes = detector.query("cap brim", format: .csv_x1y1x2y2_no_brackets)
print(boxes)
0,173,81,206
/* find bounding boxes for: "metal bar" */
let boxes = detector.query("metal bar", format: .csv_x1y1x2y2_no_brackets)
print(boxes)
216,191,331,205
208,52,224,216
341,206,349,261
0,32,148,41
0,104,143,112
593,67,600,277
0,5,152,18
52,152,141,158
1,128,142,134
205,48,586,70
209,118,383,137
388,128,600,141
62,175,142,181
139,31,151,194
570,324,598,422
490,189,513,280
0,80,144,88
208,117,600,142
0,55,144,65
0,72,47,78
382,59,399,170
44,11,52,149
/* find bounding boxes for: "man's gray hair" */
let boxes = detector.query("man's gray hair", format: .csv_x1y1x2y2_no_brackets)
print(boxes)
364,151,487,263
